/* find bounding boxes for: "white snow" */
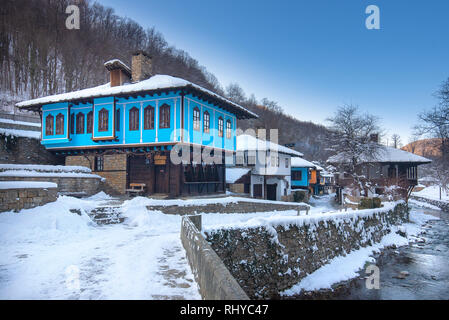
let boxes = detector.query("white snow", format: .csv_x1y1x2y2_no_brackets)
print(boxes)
0,164,100,179
202,201,400,234
226,167,251,183
291,157,316,168
412,185,449,202
0,128,40,139
237,134,303,157
0,164,92,173
16,75,257,119
0,170,101,179
0,195,201,299
140,195,309,208
281,209,439,295
328,145,431,164
0,181,57,189
0,119,41,127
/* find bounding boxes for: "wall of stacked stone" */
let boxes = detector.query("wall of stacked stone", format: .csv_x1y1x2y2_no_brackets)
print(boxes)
0,136,63,165
180,215,249,300
0,176,101,196
411,195,449,212
148,201,309,215
0,187,57,212
204,202,409,299
65,154,127,194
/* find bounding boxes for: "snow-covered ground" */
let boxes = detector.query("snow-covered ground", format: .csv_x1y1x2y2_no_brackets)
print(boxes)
412,185,449,202
0,192,437,299
0,194,200,299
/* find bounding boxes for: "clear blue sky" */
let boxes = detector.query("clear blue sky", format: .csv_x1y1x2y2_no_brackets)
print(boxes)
98,0,449,144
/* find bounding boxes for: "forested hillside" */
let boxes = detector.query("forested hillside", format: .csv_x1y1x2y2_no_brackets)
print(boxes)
0,0,332,160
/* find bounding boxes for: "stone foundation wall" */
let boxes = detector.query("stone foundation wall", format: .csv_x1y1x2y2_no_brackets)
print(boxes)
66,154,127,194
204,202,409,299
411,195,449,212
180,215,249,300
0,187,57,212
0,176,101,196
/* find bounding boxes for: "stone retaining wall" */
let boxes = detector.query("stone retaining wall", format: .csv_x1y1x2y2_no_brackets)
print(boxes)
411,195,449,212
204,202,409,299
149,201,309,215
0,176,101,196
180,215,249,300
0,186,57,212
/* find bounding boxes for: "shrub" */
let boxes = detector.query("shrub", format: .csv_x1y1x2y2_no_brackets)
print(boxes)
293,191,307,203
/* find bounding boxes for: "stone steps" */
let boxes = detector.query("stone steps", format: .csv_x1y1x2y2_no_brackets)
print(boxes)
88,206,125,225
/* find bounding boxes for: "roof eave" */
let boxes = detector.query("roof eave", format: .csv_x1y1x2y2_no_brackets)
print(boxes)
16,84,258,120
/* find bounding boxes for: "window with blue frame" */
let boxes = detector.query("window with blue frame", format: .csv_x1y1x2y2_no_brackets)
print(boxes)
193,107,200,131
159,104,170,128
98,108,108,132
45,114,54,136
292,171,302,180
218,117,223,137
56,113,64,135
129,107,139,131
226,119,231,139
144,105,154,129
203,111,210,133
76,113,84,134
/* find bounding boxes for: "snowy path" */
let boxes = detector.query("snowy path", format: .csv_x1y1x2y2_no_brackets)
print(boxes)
0,195,200,299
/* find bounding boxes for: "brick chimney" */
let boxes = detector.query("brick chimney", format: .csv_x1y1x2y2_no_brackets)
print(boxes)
104,59,131,87
132,51,153,82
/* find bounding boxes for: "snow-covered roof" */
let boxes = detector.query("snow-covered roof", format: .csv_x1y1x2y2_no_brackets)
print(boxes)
226,167,251,183
236,134,303,157
0,181,57,189
327,146,432,164
290,157,324,171
104,59,131,75
291,157,316,168
16,75,257,119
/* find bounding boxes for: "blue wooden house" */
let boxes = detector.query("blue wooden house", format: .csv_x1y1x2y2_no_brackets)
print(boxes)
16,52,257,196
291,157,325,196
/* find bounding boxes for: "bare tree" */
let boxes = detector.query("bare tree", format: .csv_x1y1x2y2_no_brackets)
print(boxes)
414,78,449,197
326,104,383,172
391,134,402,148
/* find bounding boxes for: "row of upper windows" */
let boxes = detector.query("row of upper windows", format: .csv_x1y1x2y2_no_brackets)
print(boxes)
44,104,171,136
45,104,234,138
192,107,232,139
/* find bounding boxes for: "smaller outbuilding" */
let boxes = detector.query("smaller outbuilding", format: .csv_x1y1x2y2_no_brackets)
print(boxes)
227,134,303,201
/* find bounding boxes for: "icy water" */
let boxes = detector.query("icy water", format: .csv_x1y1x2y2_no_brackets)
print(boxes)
330,207,449,300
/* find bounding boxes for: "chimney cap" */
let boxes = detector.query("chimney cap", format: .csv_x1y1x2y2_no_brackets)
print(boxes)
132,50,152,59
104,59,131,77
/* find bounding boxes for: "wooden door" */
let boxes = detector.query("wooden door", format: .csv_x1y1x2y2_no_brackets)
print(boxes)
128,155,154,194
267,184,277,201
155,165,169,193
